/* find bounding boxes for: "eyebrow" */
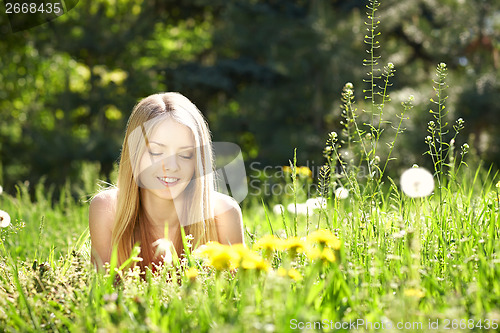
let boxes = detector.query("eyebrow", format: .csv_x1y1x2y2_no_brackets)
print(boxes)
149,141,194,149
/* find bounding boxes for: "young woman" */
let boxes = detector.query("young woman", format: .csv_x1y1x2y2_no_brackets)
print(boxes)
89,92,244,270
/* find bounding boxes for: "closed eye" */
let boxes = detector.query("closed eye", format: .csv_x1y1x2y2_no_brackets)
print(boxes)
179,154,193,160
148,151,163,156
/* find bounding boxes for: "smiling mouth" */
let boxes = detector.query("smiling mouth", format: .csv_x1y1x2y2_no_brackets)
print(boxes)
158,176,180,187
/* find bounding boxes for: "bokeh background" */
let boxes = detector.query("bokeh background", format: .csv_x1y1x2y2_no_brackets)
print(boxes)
0,0,499,197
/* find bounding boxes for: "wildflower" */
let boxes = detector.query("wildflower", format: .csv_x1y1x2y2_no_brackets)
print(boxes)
195,241,225,257
226,243,270,271
287,268,303,281
282,236,307,254
0,210,11,228
231,243,253,259
277,267,287,277
103,293,118,302
272,204,284,215
307,229,341,250
277,267,303,281
286,203,309,215
307,247,336,263
305,197,327,210
297,166,312,178
252,258,271,272
282,166,292,174
461,143,469,154
334,187,349,200
0,185,3,195
404,288,425,298
400,167,434,198
152,238,174,265
209,247,239,270
253,234,284,252
241,253,270,271
195,242,241,270
185,267,198,282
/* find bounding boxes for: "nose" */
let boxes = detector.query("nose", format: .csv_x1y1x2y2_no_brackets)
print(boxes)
161,154,179,173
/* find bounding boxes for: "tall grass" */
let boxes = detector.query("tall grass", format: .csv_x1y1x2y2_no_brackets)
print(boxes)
1,158,499,332
1,0,500,331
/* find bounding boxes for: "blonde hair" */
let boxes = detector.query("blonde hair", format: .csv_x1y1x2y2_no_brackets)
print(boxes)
111,92,218,269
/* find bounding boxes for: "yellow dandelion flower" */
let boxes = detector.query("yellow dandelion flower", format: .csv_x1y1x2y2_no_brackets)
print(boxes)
404,288,425,298
282,166,292,174
277,267,303,282
185,267,199,281
277,267,287,277
209,248,239,270
195,241,240,270
252,259,271,272
195,241,225,257
307,247,336,263
253,234,284,252
307,229,341,249
226,244,270,271
298,166,312,178
282,236,307,253
231,243,253,257
287,268,303,281
241,253,269,271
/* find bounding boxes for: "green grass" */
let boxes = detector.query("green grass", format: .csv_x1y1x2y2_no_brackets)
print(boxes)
0,161,499,332
1,1,499,331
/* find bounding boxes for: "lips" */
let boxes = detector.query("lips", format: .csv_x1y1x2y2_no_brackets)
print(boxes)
157,176,180,187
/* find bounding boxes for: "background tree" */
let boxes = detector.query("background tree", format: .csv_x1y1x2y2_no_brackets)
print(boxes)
0,0,498,196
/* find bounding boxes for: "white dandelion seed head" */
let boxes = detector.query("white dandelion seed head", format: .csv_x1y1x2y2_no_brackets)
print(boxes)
272,204,284,215
287,203,309,215
334,187,349,200
0,210,11,228
305,197,327,210
152,238,174,265
400,167,434,198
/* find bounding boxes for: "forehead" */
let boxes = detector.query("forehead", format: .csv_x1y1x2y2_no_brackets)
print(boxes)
148,118,195,147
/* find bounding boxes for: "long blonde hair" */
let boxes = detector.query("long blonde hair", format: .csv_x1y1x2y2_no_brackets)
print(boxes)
111,92,218,269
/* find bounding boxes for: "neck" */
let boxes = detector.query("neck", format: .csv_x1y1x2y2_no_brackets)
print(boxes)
140,190,183,230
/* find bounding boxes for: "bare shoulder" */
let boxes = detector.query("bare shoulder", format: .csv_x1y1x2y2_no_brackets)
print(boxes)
89,188,117,266
89,188,118,228
213,192,244,245
214,191,241,215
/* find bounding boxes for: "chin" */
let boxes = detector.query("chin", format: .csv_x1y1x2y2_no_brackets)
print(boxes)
152,186,188,201
153,189,179,201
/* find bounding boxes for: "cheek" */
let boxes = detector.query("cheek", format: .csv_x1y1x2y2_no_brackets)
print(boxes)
182,159,196,177
138,153,150,173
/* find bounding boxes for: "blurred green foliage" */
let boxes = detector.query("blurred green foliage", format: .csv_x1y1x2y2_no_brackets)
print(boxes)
0,0,499,196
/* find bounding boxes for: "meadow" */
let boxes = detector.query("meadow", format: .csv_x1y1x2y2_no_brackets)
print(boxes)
1,1,500,332
0,154,499,332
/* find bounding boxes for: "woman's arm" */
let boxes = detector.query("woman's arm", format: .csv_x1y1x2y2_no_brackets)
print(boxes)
88,189,116,268
214,192,244,245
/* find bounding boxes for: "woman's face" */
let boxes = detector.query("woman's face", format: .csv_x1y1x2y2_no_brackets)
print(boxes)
137,118,197,201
